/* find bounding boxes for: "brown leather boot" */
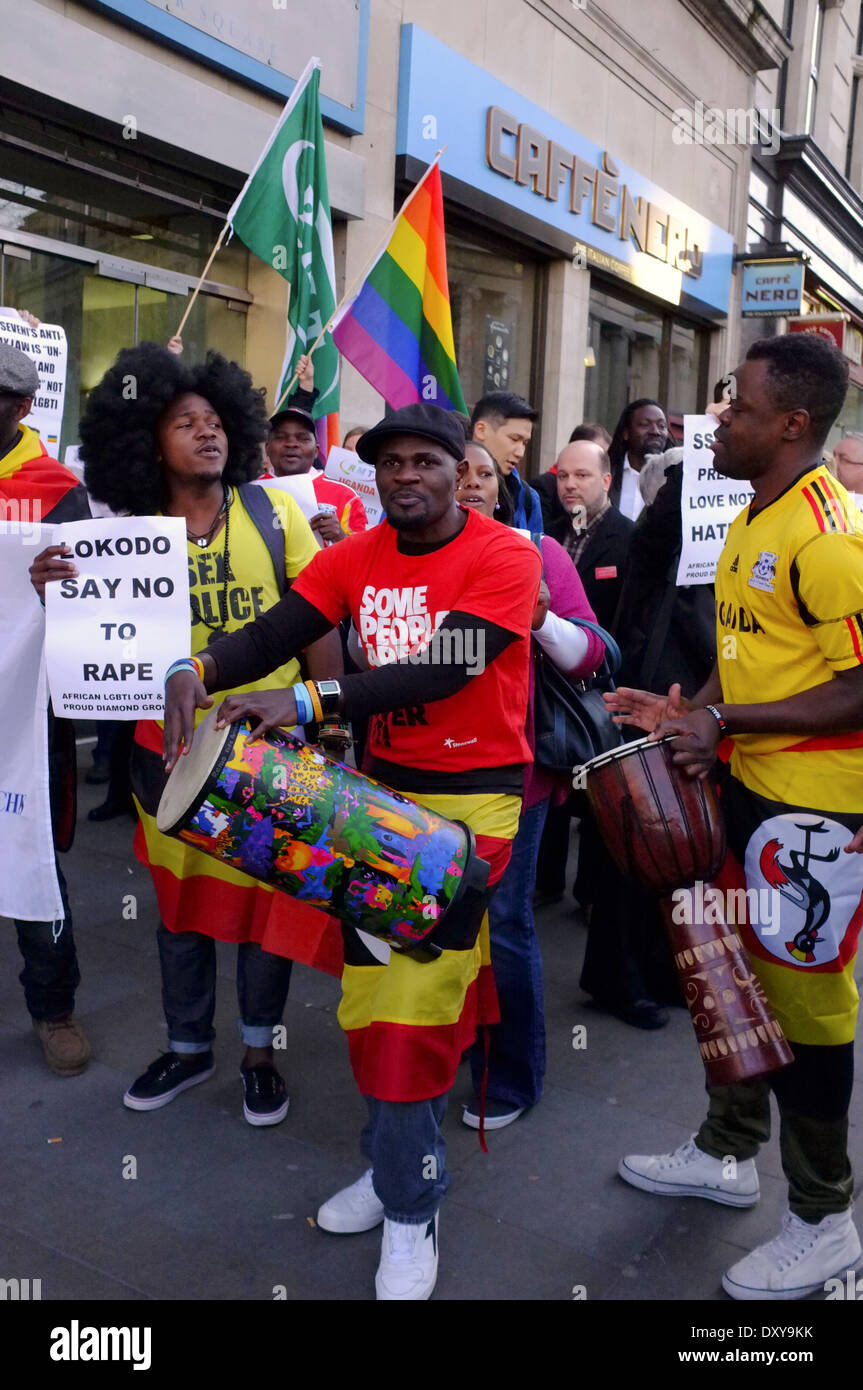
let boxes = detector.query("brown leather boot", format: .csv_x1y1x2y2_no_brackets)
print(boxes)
33,1015,92,1076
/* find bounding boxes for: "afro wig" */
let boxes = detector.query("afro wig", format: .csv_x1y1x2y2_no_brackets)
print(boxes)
79,342,269,515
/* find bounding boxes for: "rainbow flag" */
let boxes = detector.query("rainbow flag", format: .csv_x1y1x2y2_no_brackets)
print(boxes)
333,164,467,413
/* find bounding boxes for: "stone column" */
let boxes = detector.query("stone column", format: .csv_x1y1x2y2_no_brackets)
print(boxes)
537,253,591,473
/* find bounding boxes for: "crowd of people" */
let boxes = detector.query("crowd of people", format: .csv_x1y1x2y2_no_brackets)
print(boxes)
3,323,863,1303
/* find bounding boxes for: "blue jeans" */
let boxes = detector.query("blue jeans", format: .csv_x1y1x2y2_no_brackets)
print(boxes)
469,797,549,1110
156,925,293,1053
15,862,80,1021
361,1094,450,1223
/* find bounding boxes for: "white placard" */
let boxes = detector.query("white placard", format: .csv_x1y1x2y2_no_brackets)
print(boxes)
324,446,383,526
0,529,63,921
676,415,754,586
45,516,190,719
255,472,319,520
0,309,68,454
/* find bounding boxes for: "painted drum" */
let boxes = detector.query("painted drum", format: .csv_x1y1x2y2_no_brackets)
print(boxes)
157,708,490,959
578,734,793,1084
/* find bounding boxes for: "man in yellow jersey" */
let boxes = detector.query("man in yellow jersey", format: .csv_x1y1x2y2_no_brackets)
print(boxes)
608,333,863,1300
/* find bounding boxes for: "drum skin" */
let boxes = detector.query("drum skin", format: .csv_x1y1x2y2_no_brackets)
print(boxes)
158,717,489,957
583,737,793,1084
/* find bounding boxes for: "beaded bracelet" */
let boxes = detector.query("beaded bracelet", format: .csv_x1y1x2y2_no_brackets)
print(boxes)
291,682,314,726
304,679,324,723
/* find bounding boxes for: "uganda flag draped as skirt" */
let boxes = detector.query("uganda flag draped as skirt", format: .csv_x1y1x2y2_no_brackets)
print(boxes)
134,716,517,1101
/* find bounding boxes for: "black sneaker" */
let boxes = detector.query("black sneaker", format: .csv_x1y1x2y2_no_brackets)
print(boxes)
123,1051,215,1110
241,1061,290,1127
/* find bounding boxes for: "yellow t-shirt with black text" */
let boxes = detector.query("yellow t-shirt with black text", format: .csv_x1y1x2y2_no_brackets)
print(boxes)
186,485,319,711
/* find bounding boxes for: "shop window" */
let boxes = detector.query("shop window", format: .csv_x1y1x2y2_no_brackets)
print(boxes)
446,228,540,413
1,245,246,457
584,282,708,434
584,288,663,431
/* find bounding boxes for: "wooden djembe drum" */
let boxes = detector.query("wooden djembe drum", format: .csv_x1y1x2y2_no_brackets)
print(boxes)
580,735,792,1085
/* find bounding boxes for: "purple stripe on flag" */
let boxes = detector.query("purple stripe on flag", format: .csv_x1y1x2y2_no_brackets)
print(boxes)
334,282,455,411
334,314,419,408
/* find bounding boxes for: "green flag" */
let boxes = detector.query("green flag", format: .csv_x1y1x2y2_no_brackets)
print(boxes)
227,58,339,418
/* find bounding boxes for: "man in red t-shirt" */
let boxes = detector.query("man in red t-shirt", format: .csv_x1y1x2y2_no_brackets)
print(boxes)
265,403,367,542
163,403,542,1300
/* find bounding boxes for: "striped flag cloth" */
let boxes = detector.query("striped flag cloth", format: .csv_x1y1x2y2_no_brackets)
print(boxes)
333,164,467,413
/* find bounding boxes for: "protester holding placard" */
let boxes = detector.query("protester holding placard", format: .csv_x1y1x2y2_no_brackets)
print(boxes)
0,344,92,1077
32,342,344,1125
260,353,367,544
264,404,367,541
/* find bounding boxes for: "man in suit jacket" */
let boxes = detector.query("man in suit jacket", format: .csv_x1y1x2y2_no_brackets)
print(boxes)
548,441,633,629
535,422,612,531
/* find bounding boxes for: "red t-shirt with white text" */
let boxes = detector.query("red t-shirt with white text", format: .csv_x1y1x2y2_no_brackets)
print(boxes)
292,507,541,776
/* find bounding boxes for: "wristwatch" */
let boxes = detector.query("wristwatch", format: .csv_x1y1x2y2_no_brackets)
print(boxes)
314,679,343,718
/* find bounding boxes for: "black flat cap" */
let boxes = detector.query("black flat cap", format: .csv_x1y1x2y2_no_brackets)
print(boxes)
356,403,467,464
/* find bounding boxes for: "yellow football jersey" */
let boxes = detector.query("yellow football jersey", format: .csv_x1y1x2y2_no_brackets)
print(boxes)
717,465,863,810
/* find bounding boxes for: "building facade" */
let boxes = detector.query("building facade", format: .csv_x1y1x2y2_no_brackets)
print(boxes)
747,0,863,447
2,0,851,473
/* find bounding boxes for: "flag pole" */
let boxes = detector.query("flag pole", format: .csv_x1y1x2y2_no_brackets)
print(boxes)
174,57,321,340
175,222,230,337
271,146,448,416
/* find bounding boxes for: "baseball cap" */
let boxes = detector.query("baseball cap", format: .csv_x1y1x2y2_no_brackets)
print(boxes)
356,403,467,465
269,405,316,432
0,343,40,397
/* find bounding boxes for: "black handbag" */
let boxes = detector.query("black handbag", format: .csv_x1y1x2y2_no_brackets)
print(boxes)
533,616,624,777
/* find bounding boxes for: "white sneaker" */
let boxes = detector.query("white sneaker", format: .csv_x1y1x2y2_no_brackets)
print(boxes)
316,1168,385,1234
723,1207,862,1300
375,1214,439,1301
619,1136,760,1207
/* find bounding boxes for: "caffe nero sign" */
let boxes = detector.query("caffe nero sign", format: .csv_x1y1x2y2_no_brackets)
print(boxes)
487,109,705,281
396,25,733,317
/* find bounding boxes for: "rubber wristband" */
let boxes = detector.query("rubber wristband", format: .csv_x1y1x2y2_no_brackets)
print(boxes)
292,682,313,726
304,680,324,723
704,704,728,734
190,655,205,682
166,659,199,681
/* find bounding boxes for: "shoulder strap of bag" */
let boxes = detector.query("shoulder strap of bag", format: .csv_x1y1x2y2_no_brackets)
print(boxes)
237,483,288,596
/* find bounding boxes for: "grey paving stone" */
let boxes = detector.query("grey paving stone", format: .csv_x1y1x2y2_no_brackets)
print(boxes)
0,759,859,1303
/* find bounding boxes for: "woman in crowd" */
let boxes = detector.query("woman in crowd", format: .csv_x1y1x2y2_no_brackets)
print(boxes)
454,442,606,1129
